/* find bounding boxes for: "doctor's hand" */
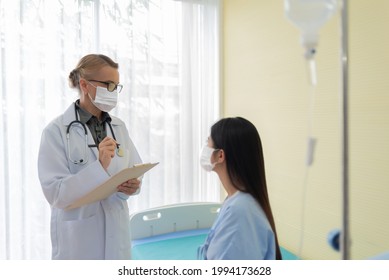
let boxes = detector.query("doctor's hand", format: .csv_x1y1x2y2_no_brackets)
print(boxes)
117,178,141,196
98,136,117,171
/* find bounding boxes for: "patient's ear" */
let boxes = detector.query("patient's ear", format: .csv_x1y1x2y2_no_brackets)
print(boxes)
217,149,225,163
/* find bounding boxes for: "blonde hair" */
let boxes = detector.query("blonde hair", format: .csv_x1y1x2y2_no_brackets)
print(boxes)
68,54,119,91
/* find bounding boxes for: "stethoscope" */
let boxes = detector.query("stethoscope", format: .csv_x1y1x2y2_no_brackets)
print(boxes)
66,103,124,165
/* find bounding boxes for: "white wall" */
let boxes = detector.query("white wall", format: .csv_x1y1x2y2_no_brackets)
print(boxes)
222,0,389,259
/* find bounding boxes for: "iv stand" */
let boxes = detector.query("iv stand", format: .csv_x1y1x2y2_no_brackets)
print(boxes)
340,0,350,260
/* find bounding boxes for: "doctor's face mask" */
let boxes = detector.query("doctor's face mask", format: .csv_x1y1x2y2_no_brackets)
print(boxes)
89,86,118,112
200,145,218,172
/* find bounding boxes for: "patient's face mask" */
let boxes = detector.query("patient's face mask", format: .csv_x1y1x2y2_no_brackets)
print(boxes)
200,145,218,172
89,86,118,112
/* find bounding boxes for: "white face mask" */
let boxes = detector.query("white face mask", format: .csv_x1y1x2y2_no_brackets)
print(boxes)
200,145,218,172
89,86,118,112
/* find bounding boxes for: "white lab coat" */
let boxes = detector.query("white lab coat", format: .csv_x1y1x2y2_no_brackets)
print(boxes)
38,102,142,260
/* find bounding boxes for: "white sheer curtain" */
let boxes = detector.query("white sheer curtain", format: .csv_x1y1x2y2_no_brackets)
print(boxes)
0,0,220,260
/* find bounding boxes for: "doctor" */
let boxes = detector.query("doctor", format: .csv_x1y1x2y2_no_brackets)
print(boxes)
38,54,142,260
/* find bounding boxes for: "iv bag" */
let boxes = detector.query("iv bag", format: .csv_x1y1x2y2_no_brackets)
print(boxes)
284,0,337,58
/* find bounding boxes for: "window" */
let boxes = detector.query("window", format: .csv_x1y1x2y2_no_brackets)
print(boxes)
0,0,220,259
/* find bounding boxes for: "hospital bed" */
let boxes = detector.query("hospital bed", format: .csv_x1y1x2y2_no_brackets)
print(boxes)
130,202,221,260
129,202,298,260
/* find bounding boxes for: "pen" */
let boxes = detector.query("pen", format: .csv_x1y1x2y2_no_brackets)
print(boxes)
88,143,121,149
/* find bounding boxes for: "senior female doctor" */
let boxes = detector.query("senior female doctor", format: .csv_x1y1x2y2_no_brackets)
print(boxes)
38,54,142,260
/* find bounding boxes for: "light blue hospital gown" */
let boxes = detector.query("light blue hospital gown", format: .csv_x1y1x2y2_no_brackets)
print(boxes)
198,191,276,260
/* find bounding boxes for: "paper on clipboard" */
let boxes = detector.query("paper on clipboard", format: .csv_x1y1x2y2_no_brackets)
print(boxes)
66,162,159,210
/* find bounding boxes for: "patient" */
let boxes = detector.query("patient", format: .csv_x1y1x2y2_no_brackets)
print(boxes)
198,117,282,260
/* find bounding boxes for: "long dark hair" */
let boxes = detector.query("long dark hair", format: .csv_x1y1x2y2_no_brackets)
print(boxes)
211,117,282,260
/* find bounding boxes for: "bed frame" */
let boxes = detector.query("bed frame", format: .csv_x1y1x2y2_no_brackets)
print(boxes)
129,202,222,240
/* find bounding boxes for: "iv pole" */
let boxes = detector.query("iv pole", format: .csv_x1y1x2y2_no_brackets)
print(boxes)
340,0,350,260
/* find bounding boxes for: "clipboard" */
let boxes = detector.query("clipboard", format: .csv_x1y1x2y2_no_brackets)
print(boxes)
66,162,159,210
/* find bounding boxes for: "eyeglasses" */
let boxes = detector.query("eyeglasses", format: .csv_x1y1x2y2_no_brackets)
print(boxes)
88,79,123,93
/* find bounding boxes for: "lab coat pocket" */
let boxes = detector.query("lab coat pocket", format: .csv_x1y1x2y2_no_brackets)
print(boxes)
59,215,101,259
113,199,130,245
101,198,131,259
118,201,131,254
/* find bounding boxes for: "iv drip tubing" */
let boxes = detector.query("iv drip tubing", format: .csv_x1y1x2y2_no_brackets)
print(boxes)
340,0,350,260
297,83,317,260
